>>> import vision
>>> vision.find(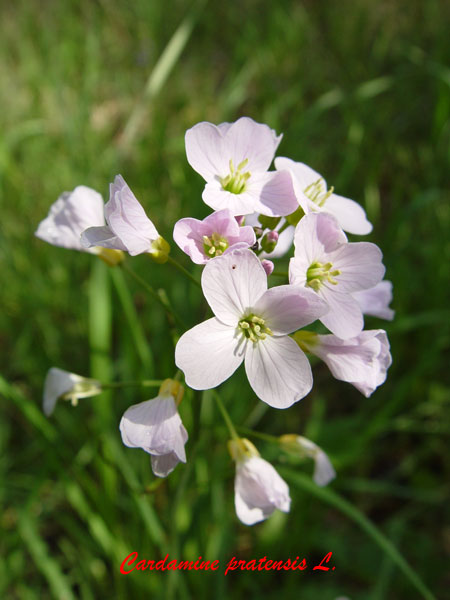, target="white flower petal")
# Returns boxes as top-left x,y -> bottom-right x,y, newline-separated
245,336 -> 312,408
119,396 -> 186,456
293,212 -> 347,266
353,281 -> 395,320
311,329 -> 392,396
202,182 -> 262,216
247,171 -> 298,217
106,175 -> 159,255
235,456 -> 291,525
151,452 -> 183,478
222,117 -> 282,174
175,318 -> 245,389
253,285 -> 328,335
35,186 -> 105,252
319,288 -> 364,339
330,242 -> 385,292
185,121 -> 230,181
325,194 -> 373,235
313,450 -> 336,487
201,249 -> 267,324
81,225 -> 127,251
